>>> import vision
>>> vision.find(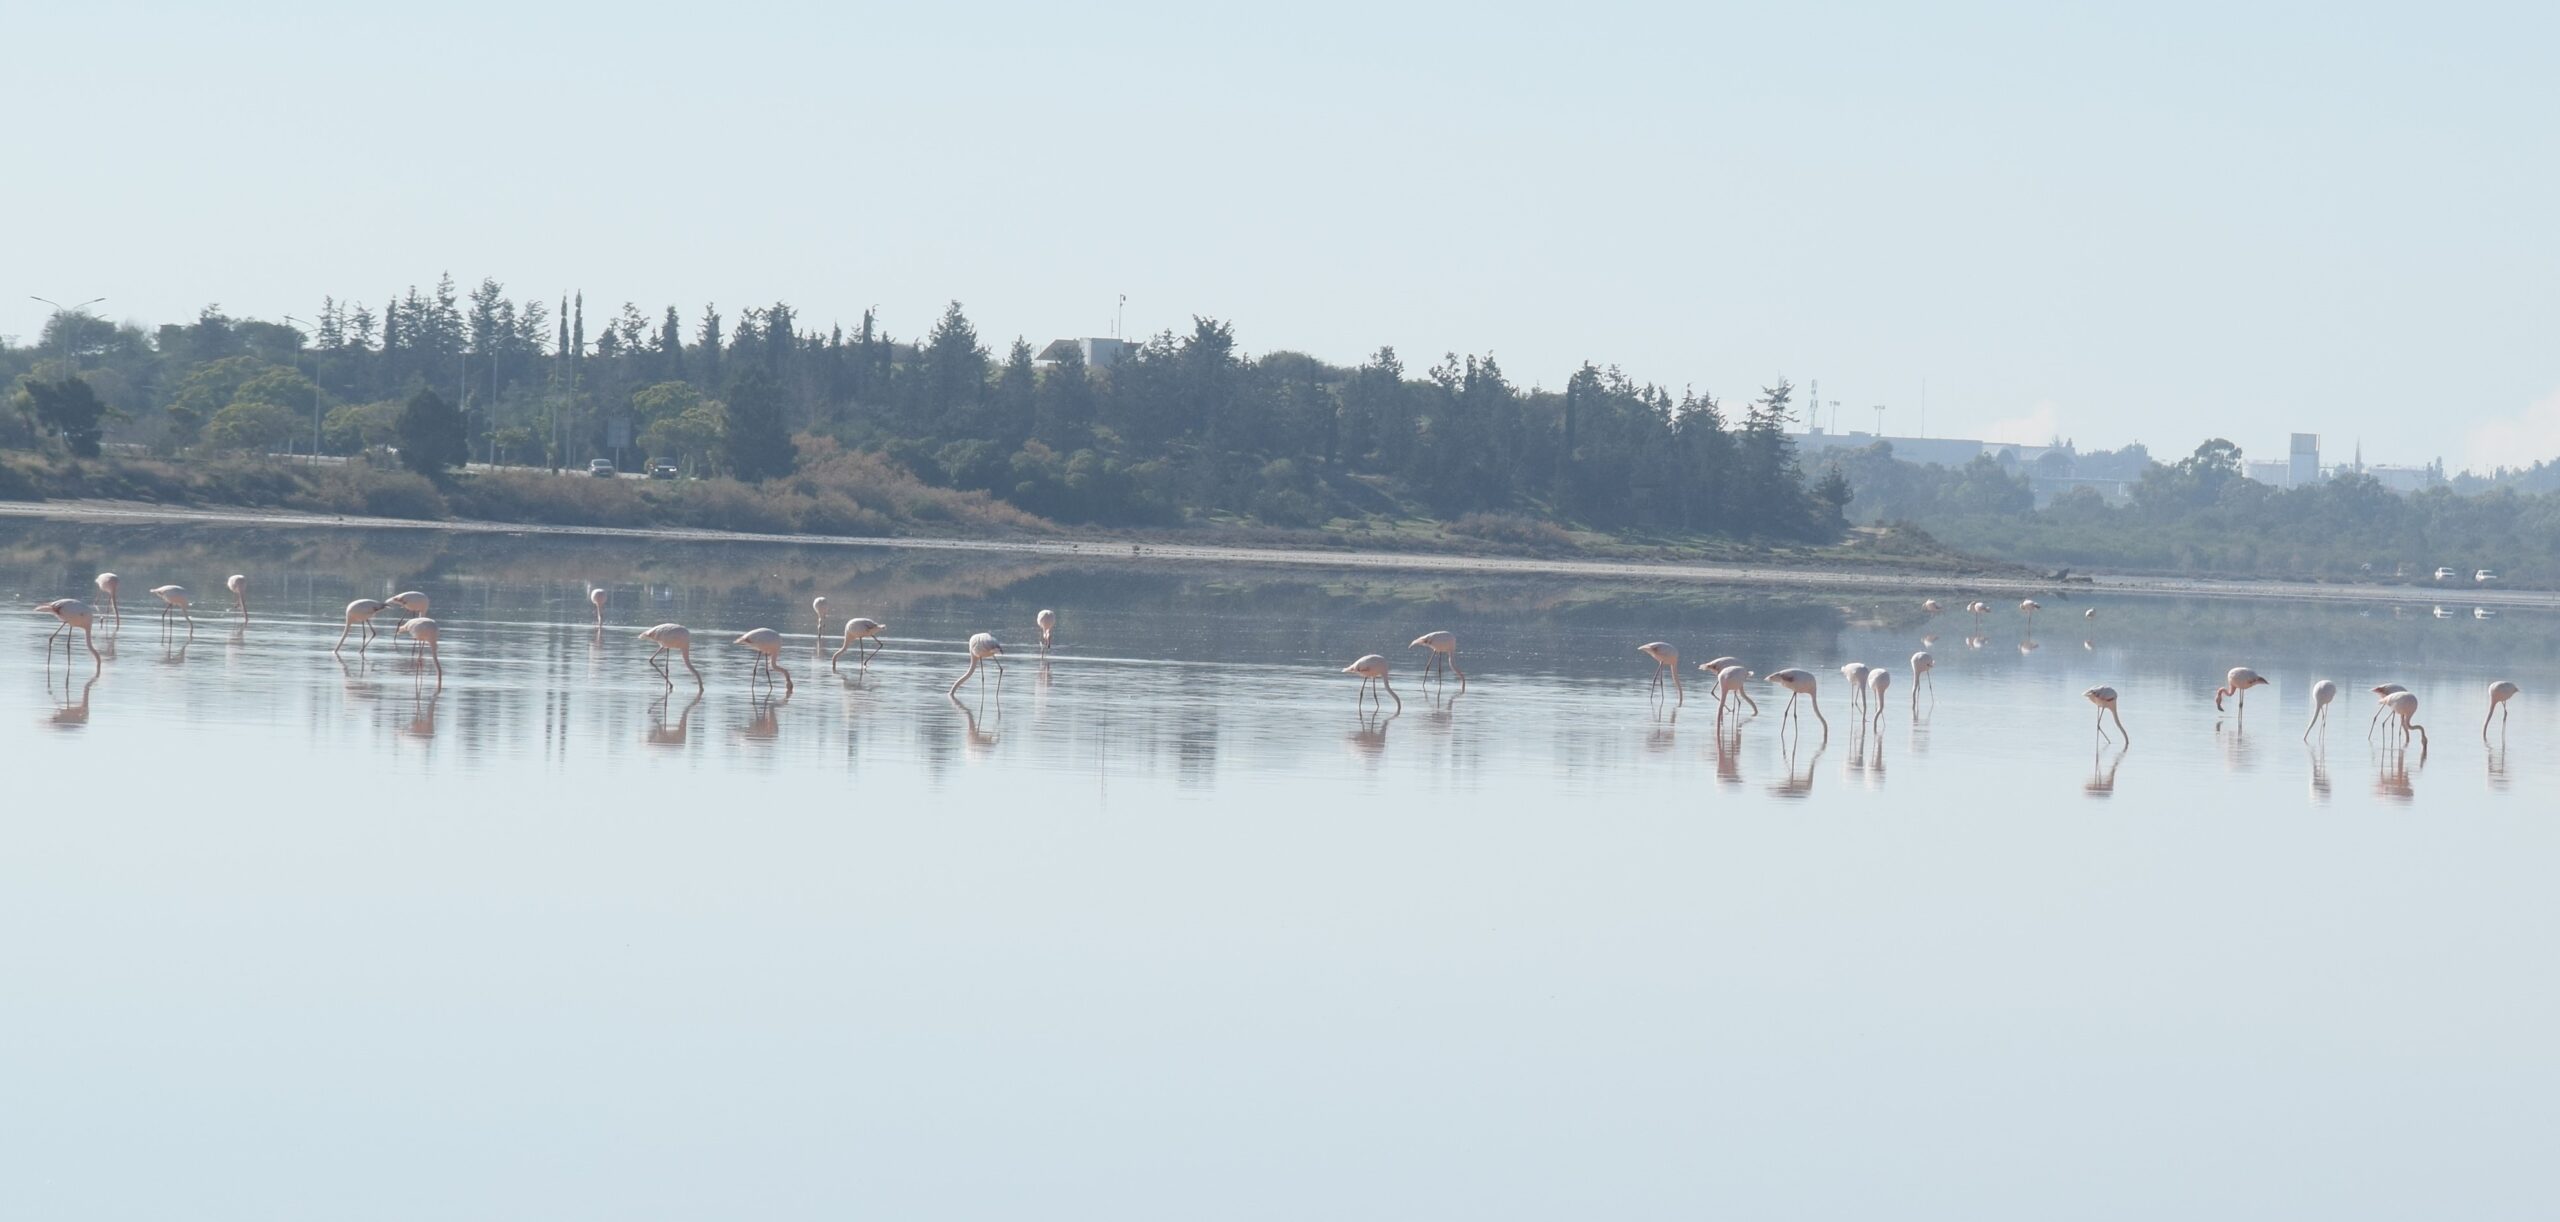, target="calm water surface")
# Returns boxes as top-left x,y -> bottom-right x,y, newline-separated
4,521 -> 2557,1220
